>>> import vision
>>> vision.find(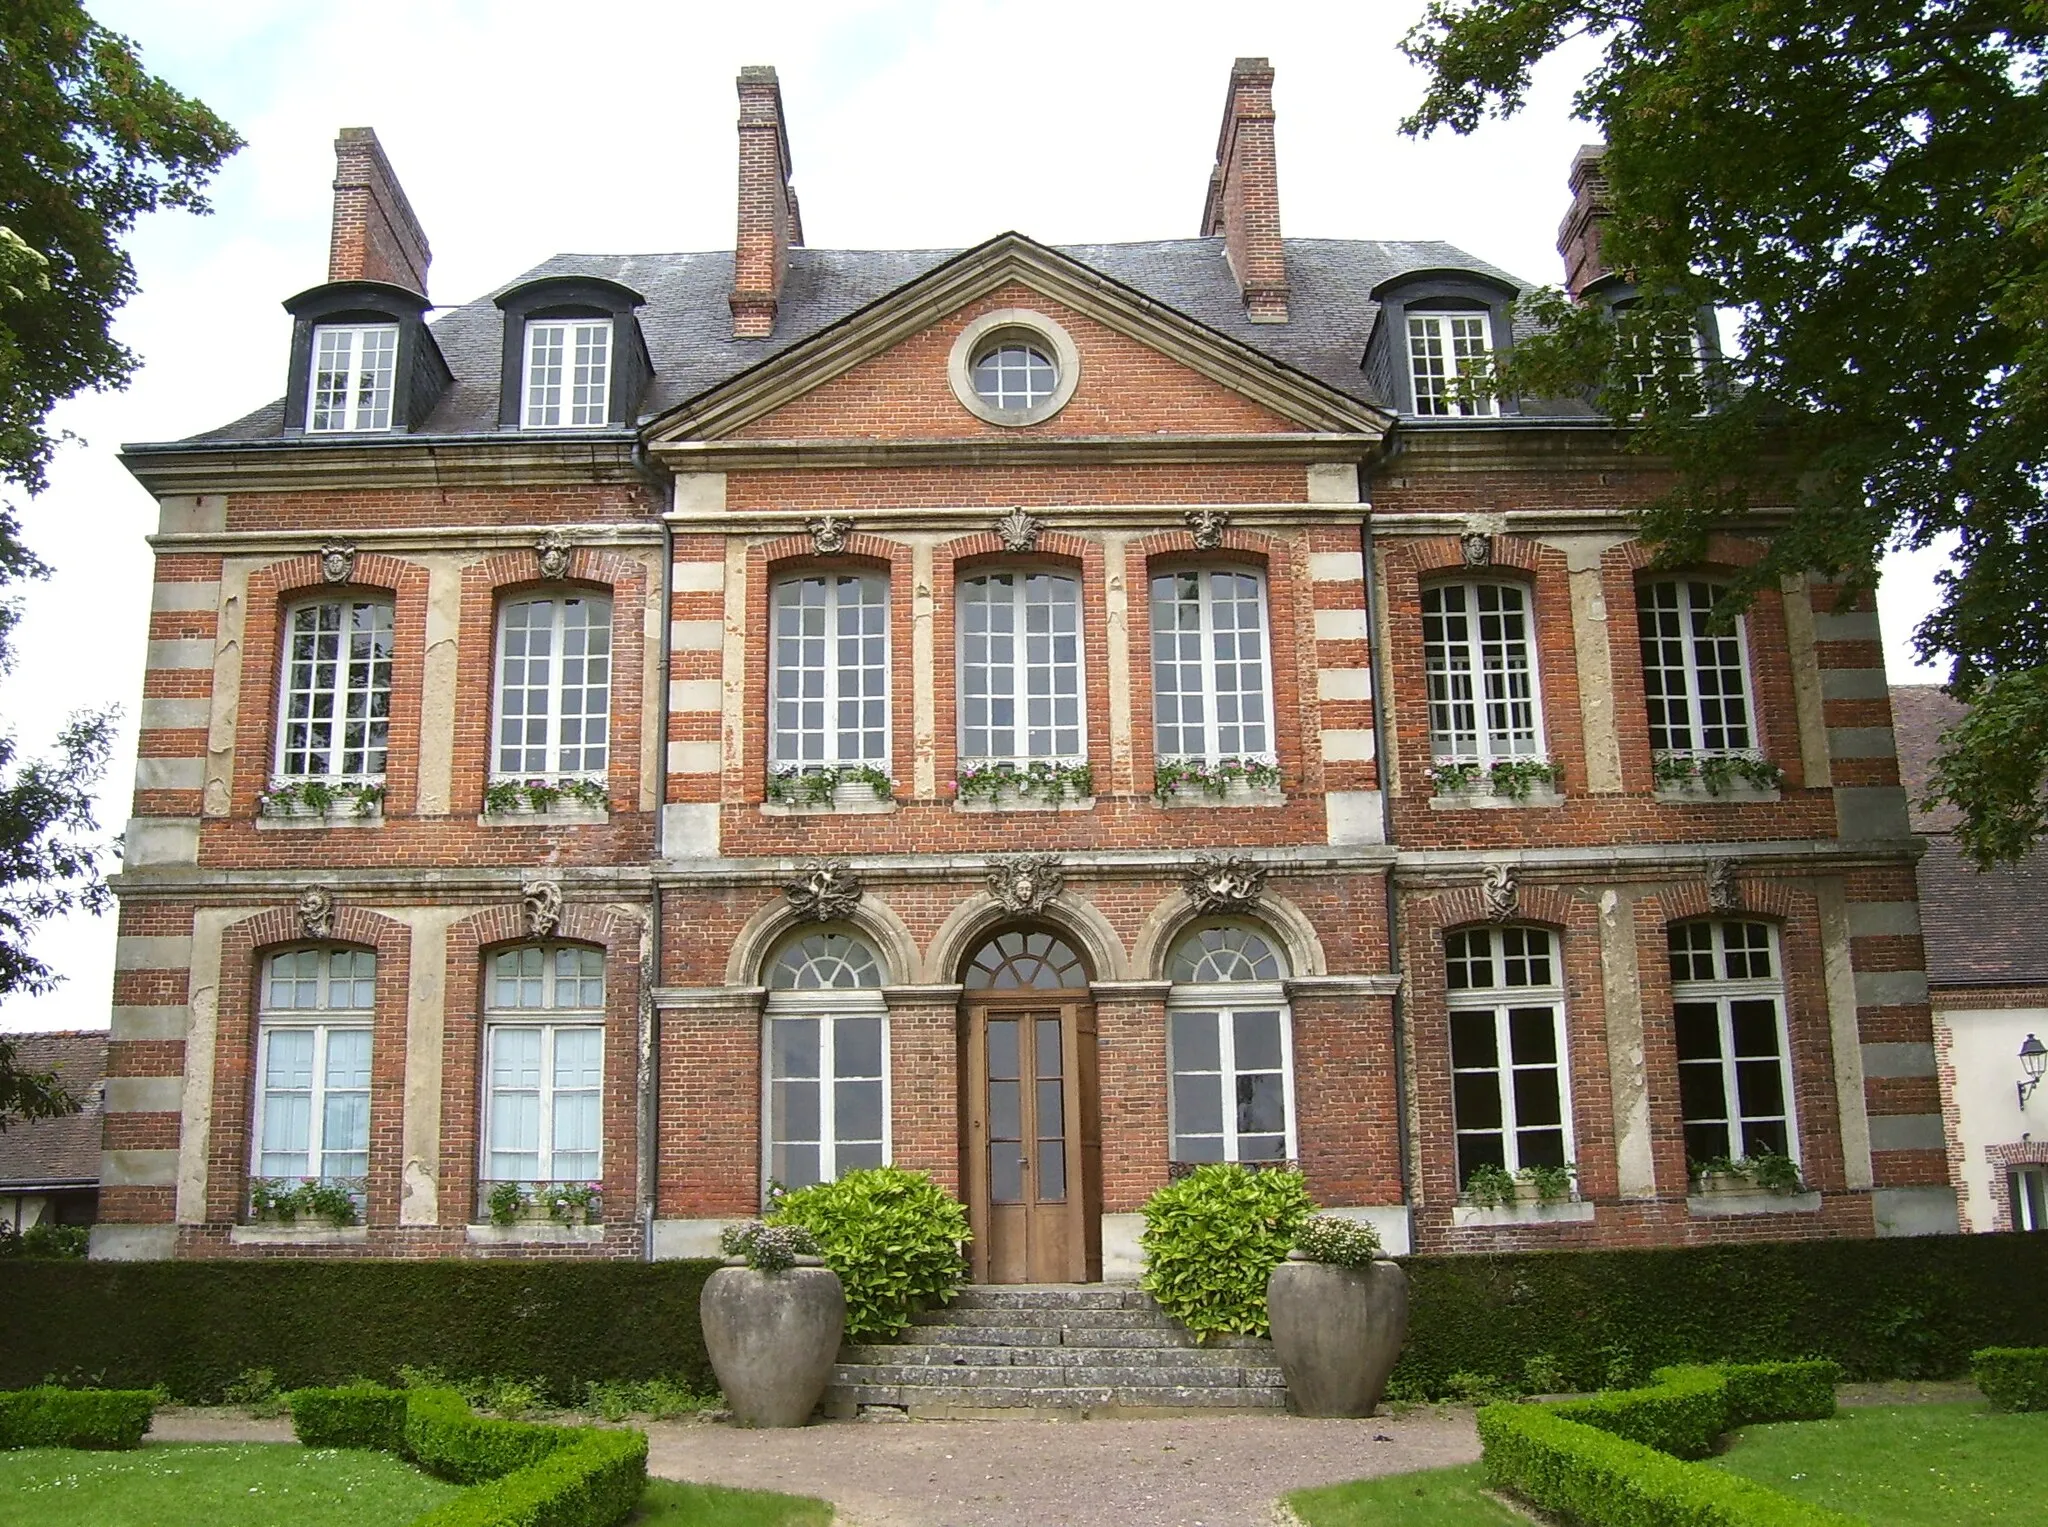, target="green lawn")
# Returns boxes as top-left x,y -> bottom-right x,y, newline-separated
1287,1463 -> 1526,1526
0,1443 -> 460,1526
1711,1402 -> 2046,1525
630,1477 -> 833,1526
